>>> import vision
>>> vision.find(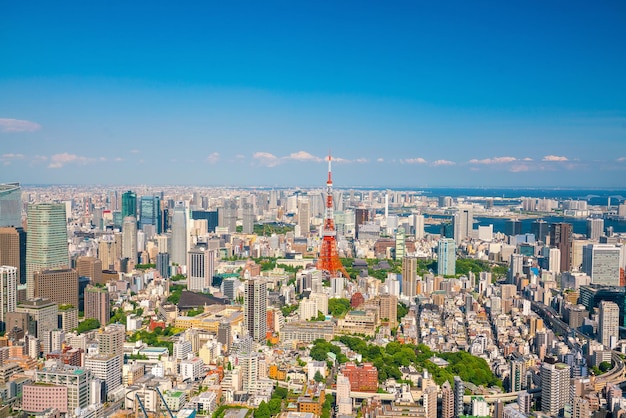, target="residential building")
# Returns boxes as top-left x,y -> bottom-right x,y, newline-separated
244,278 -> 267,342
